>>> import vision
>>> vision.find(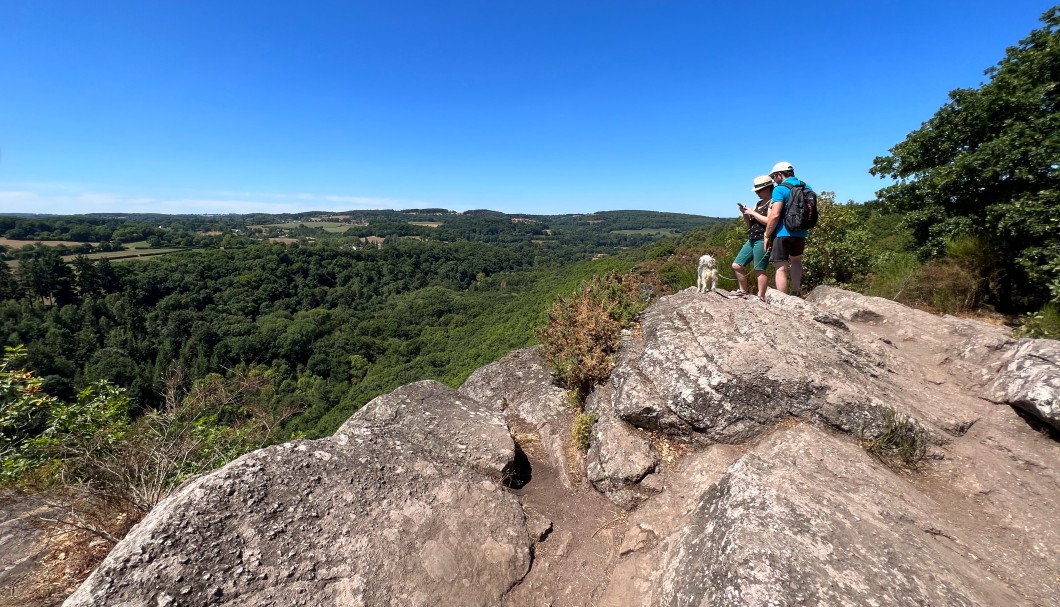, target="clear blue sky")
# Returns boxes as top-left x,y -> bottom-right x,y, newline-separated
0,1 -> 1054,218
